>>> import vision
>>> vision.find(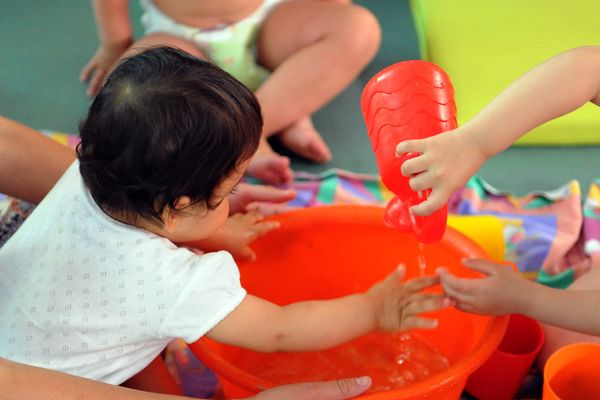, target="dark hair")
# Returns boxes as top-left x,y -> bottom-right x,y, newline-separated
77,47 -> 262,225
